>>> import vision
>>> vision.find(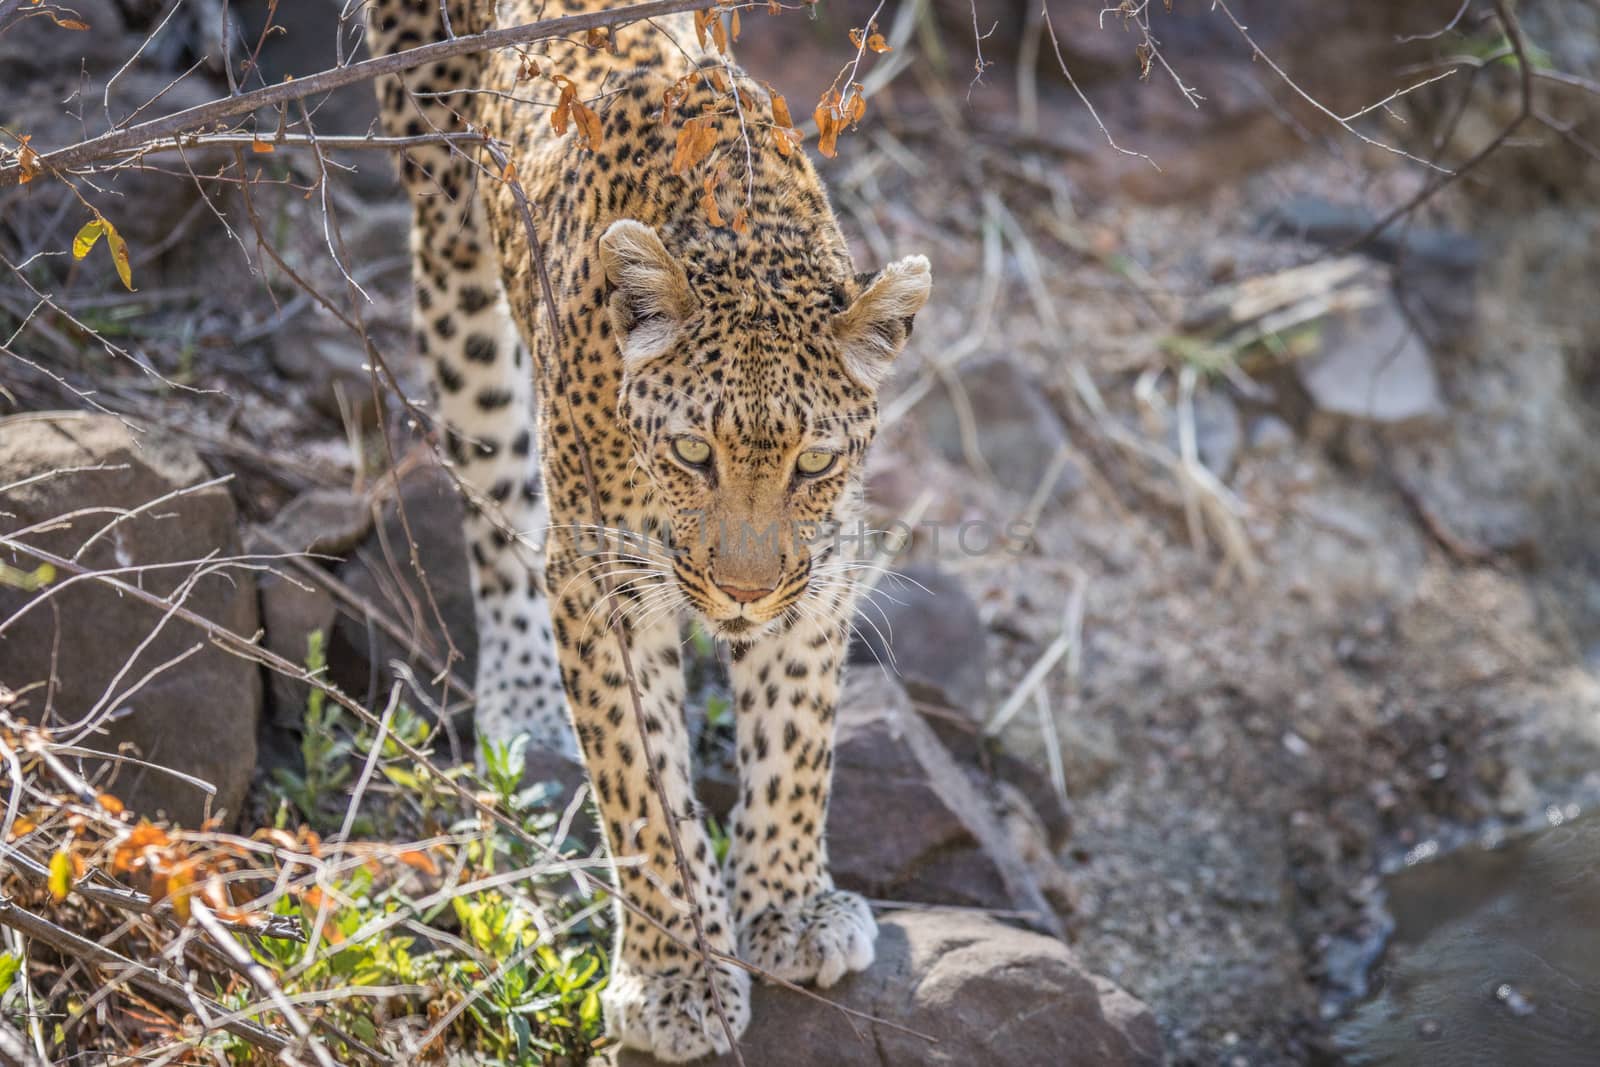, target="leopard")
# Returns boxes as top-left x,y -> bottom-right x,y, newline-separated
360,0 -> 930,1059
